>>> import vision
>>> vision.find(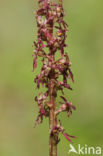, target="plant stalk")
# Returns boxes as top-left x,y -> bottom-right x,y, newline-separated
49,87 -> 57,156
48,6 -> 57,155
